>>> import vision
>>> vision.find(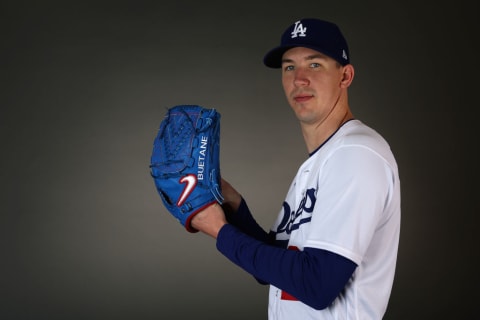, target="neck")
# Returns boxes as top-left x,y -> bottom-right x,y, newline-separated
302,107 -> 354,154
